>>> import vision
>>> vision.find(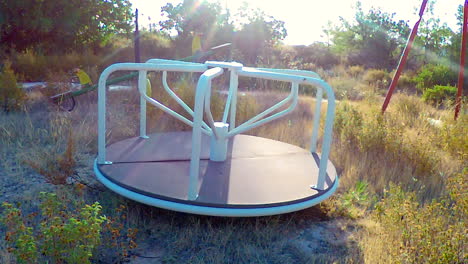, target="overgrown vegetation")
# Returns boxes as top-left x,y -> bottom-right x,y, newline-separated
0,61 -> 25,113
1,192 -> 106,263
